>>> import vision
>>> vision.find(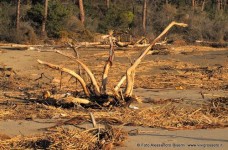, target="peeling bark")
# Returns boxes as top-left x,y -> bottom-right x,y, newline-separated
101,33 -> 115,94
